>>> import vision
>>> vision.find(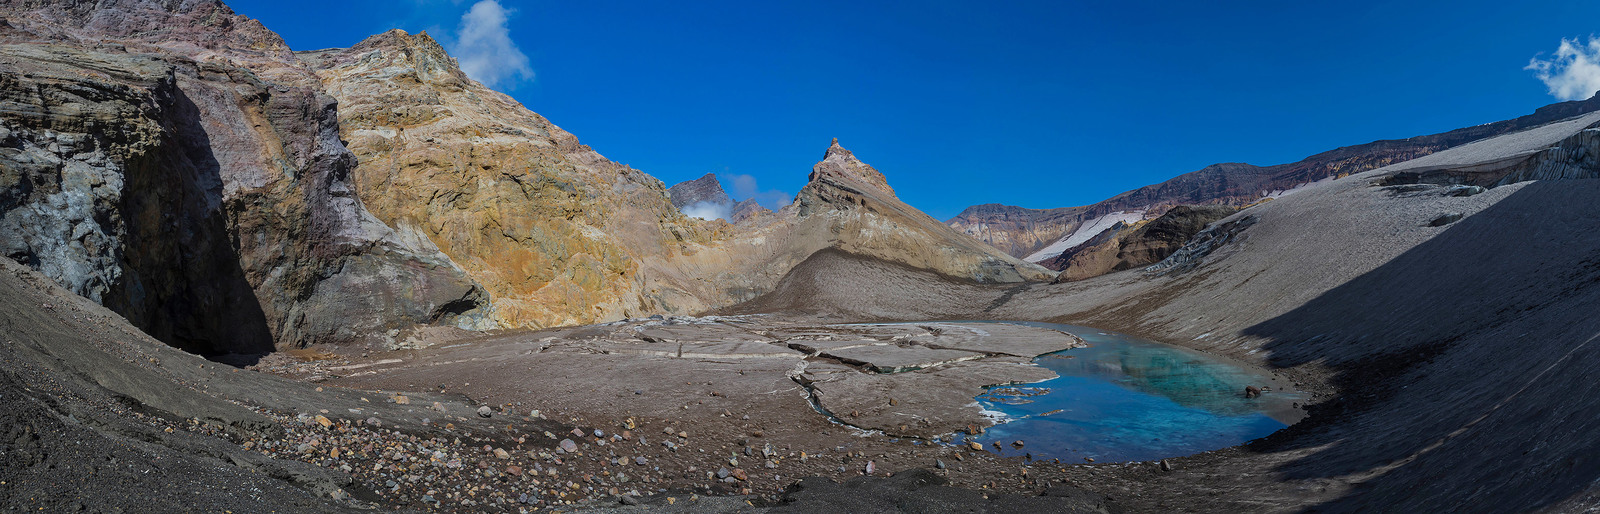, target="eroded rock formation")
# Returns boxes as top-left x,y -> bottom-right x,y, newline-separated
302,30 -> 731,329
1049,205 -> 1236,281
0,1 -> 487,352
667,173 -> 734,210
